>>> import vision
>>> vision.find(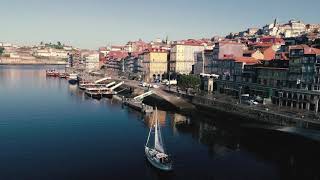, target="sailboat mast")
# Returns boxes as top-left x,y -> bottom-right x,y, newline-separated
154,108 -> 158,149
145,111 -> 154,147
